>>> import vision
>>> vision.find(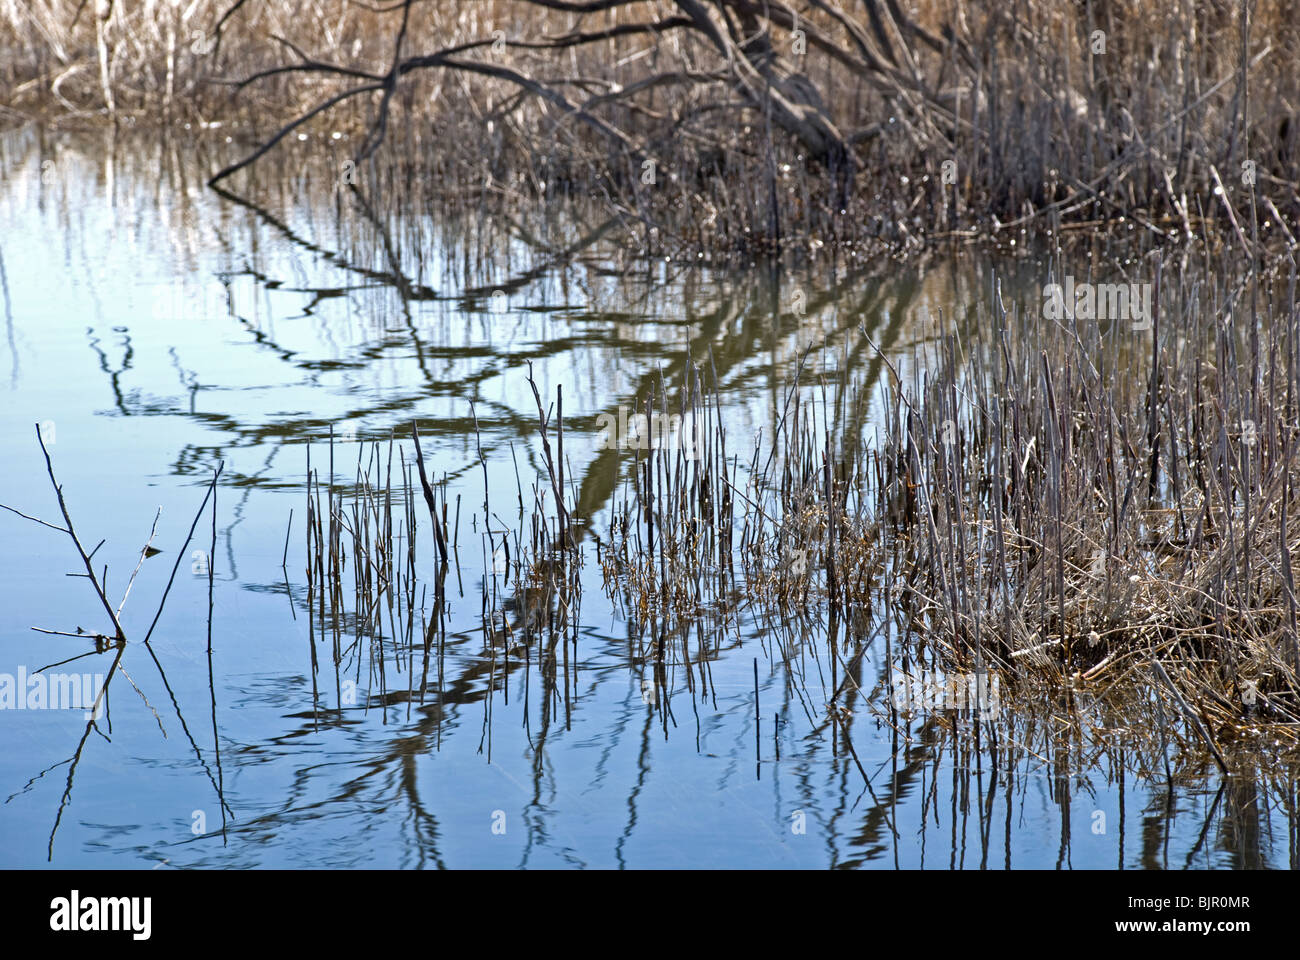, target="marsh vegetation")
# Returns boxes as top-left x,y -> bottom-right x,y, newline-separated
1,3 -> 1299,868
